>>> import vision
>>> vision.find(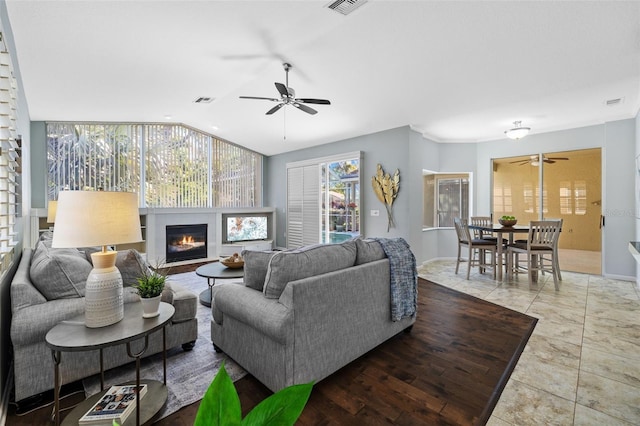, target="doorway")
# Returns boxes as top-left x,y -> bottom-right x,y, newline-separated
492,148 -> 602,275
